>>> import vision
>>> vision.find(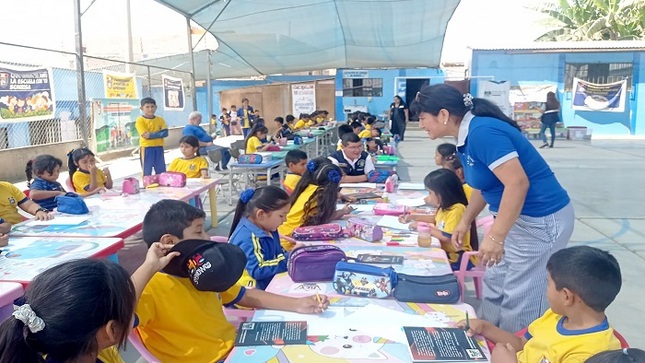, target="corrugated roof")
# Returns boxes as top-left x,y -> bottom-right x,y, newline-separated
469,41 -> 645,52
151,0 -> 461,78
